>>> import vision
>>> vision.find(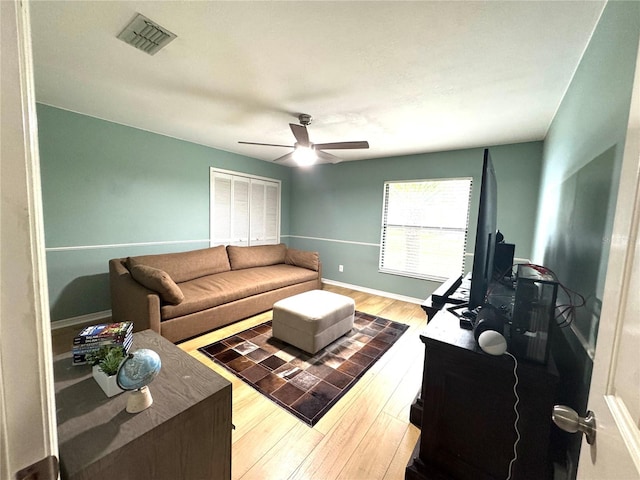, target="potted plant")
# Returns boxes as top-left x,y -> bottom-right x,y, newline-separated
88,346 -> 126,397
